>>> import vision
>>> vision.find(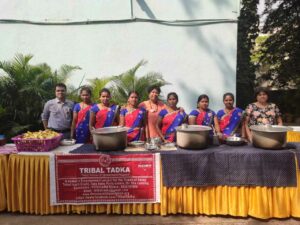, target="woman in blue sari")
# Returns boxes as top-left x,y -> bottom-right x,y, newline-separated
216,93 -> 244,138
156,92 -> 187,142
89,88 -> 119,130
70,87 -> 94,143
188,94 -> 221,134
119,91 -> 146,142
